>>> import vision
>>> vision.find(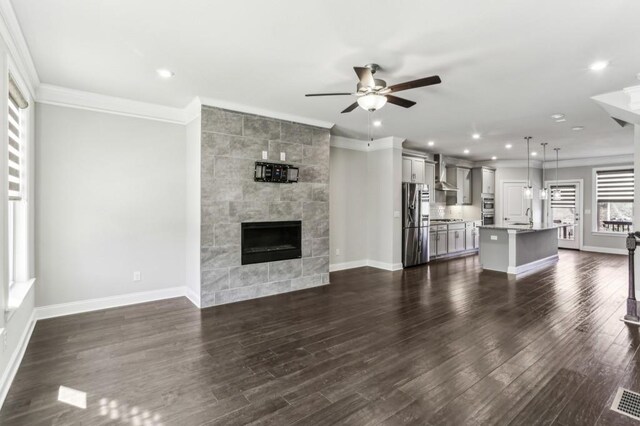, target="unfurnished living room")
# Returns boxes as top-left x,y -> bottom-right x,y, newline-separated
2,1 -> 640,425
